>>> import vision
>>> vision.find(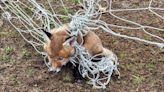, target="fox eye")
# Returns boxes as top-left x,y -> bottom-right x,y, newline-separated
58,57 -> 64,60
